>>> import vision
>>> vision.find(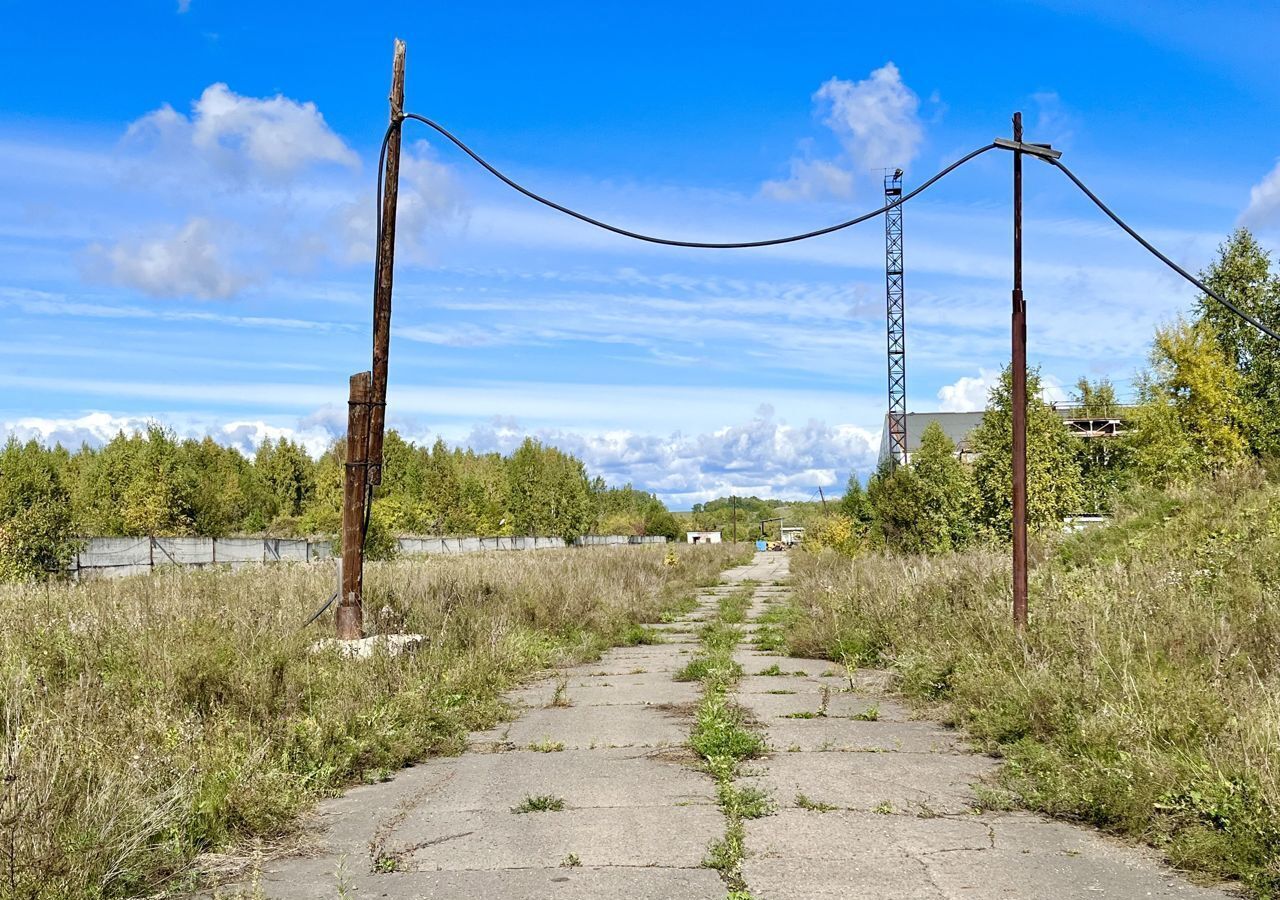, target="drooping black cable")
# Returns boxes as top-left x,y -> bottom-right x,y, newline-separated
1047,157 -> 1280,343
400,112 -> 999,248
